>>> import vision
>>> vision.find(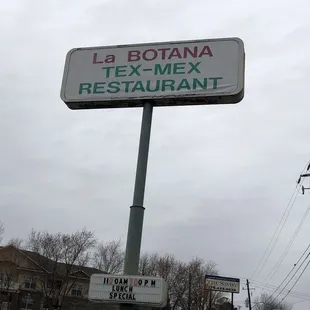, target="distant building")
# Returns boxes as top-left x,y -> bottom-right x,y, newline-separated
0,245 -> 113,310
